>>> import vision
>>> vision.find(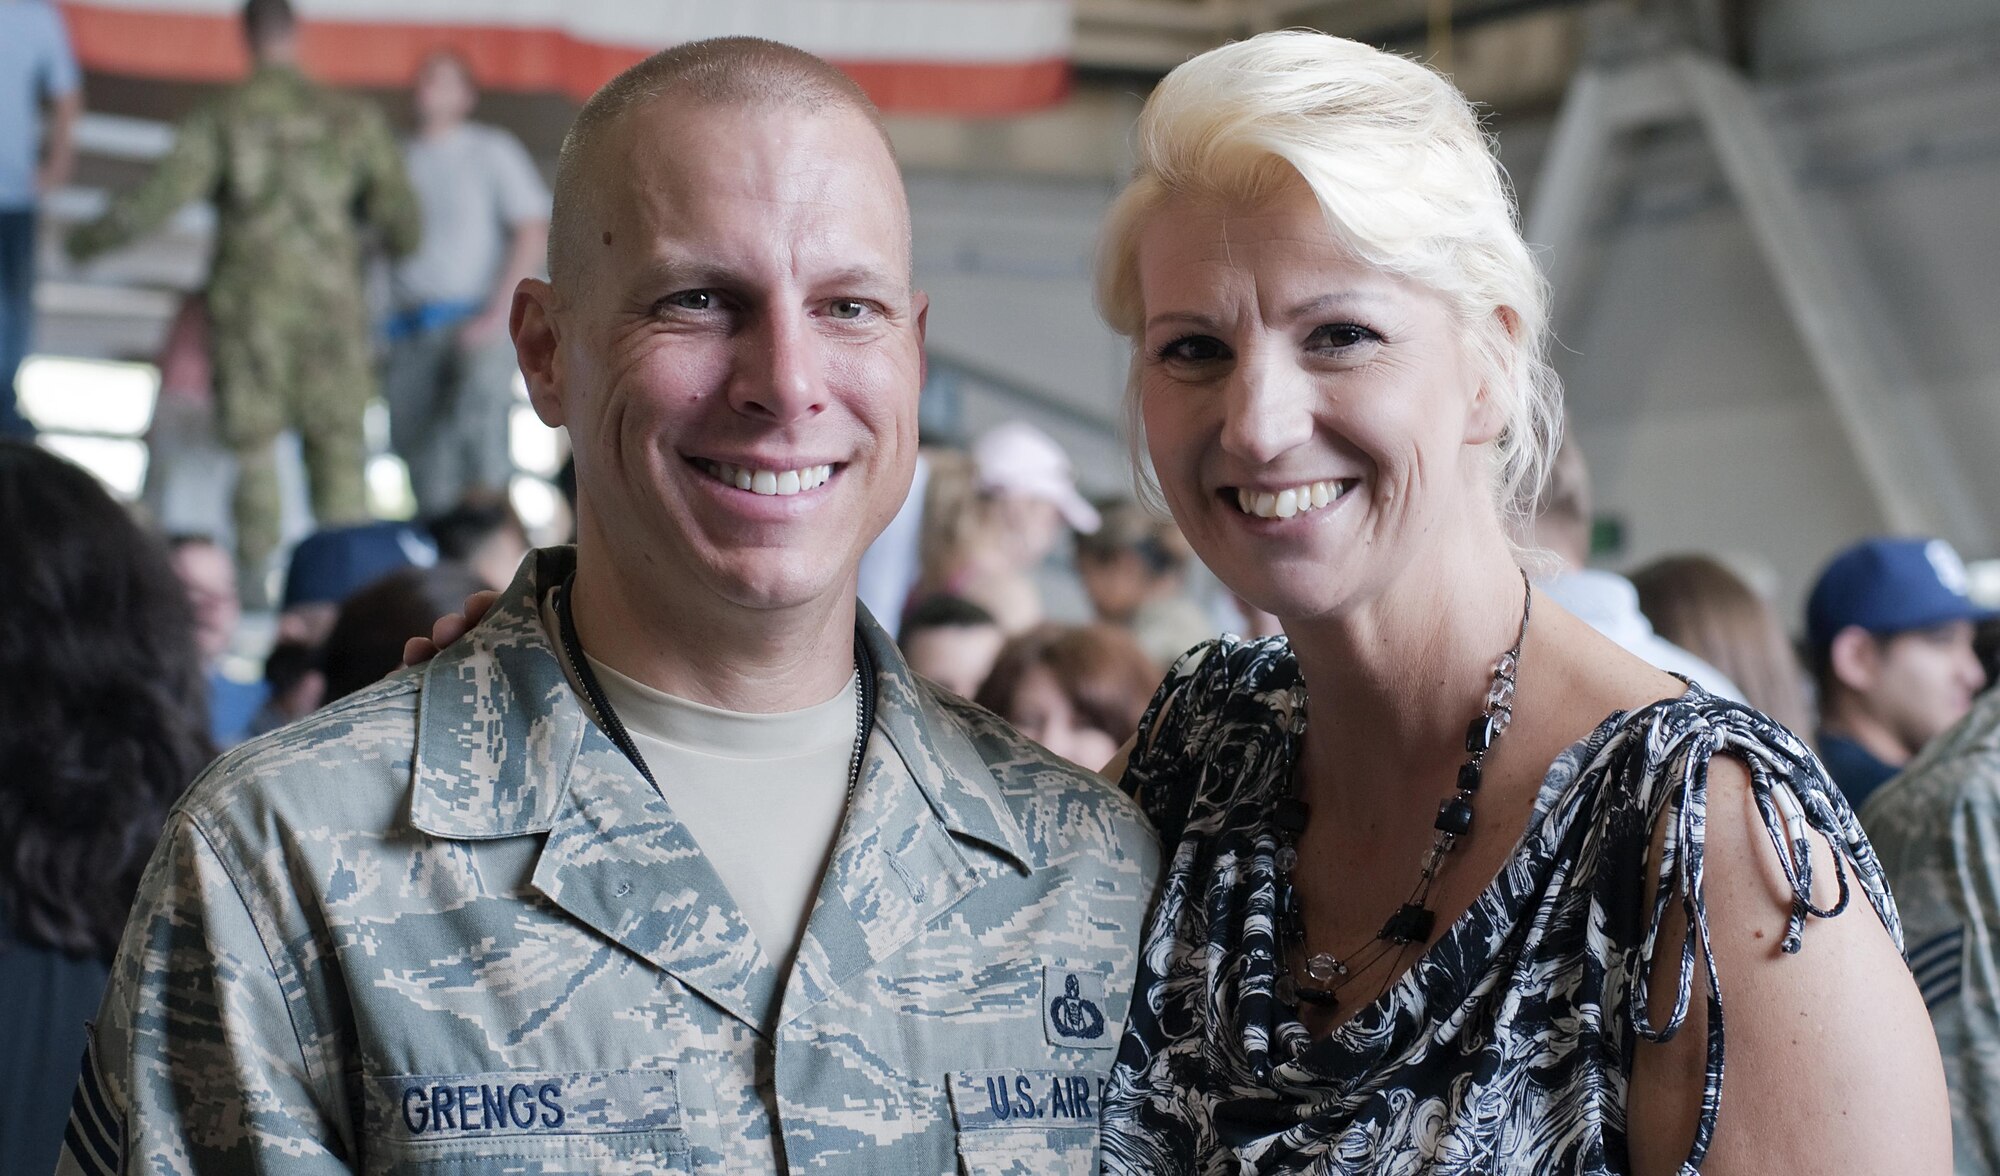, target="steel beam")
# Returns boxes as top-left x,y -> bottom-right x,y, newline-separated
1523,65 -> 1615,323
1673,51 -> 1989,546
1529,43 -> 1988,547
